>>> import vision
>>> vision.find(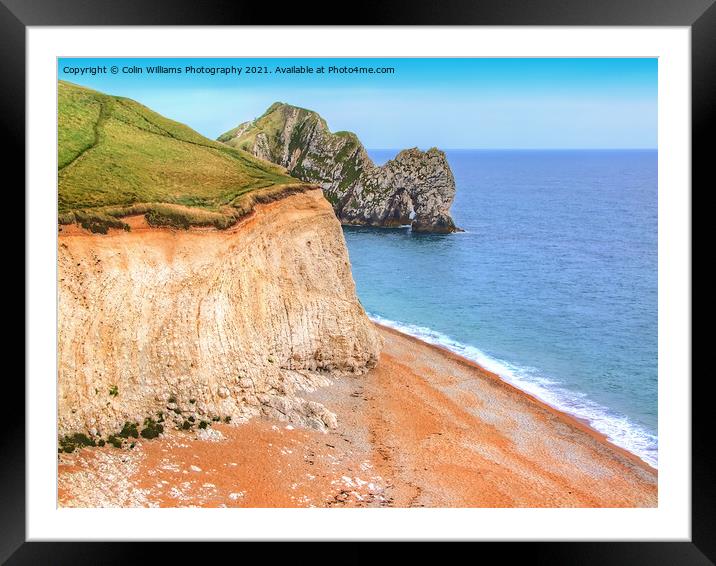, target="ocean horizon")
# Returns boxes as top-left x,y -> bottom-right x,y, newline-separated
344,148 -> 658,467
